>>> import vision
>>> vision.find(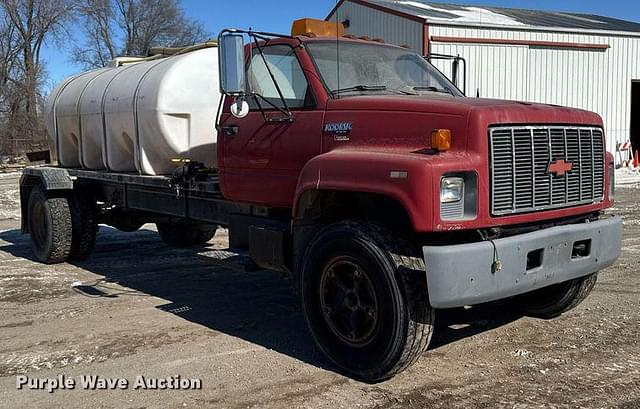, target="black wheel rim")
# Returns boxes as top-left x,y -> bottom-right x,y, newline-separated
319,257 -> 380,347
30,200 -> 48,250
